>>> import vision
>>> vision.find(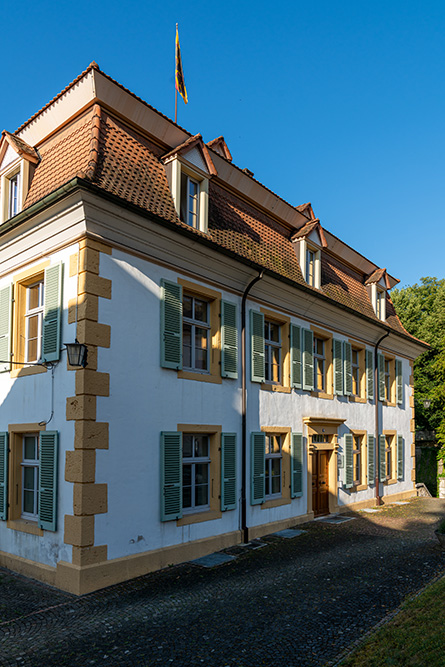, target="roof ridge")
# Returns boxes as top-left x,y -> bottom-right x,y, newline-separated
85,104 -> 101,181
14,62 -> 100,136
